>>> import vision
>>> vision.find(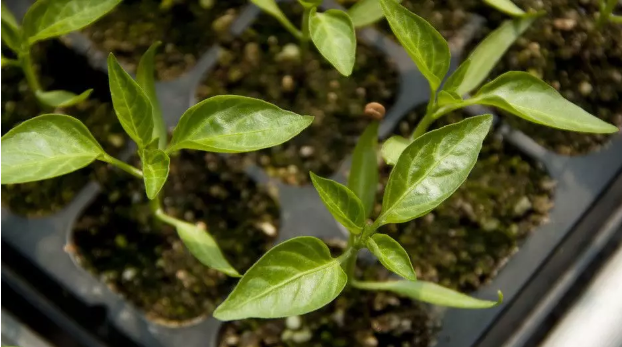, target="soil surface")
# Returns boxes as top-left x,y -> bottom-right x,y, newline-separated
218,240 -> 439,347
196,2 -> 399,186
469,0 -> 622,155
82,0 -> 247,81
1,41 -> 125,217
71,151 -> 280,324
373,109 -> 555,291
